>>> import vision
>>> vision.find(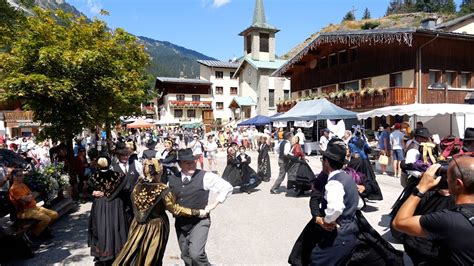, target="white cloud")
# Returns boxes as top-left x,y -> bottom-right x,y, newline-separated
86,0 -> 102,15
211,0 -> 230,8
